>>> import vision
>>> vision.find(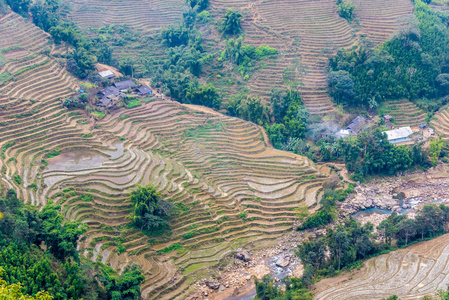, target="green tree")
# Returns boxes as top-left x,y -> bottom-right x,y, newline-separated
98,265 -> 145,300
430,136 -> 444,167
222,9 -> 242,35
236,96 -> 269,124
265,123 -> 286,149
254,275 -> 283,300
187,0 -> 209,11
128,185 -> 173,232
38,203 -> 87,262
337,0 -> 356,22
327,70 -> 354,105
161,24 -> 190,47
185,83 -> 221,109
301,264 -> 315,287
6,0 -> 31,16
397,219 -> 416,245
329,229 -> 351,270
